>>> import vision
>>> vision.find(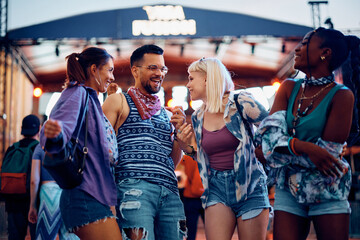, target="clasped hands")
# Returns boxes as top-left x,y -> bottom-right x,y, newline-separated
167,106 -> 196,154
